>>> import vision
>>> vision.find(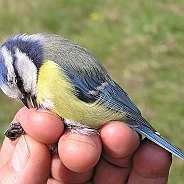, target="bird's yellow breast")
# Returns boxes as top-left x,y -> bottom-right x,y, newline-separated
37,60 -> 124,128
